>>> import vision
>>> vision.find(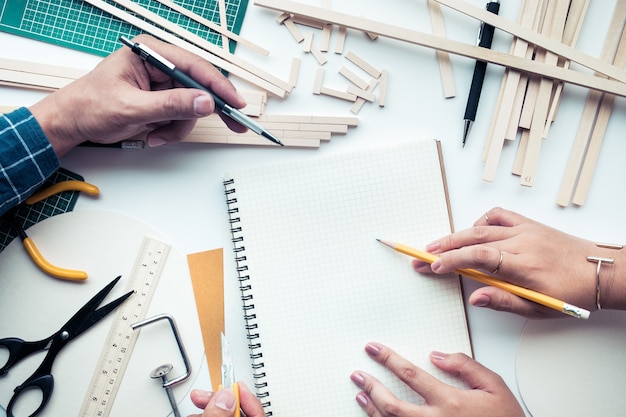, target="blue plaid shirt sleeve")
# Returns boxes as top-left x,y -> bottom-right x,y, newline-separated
0,107 -> 60,216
